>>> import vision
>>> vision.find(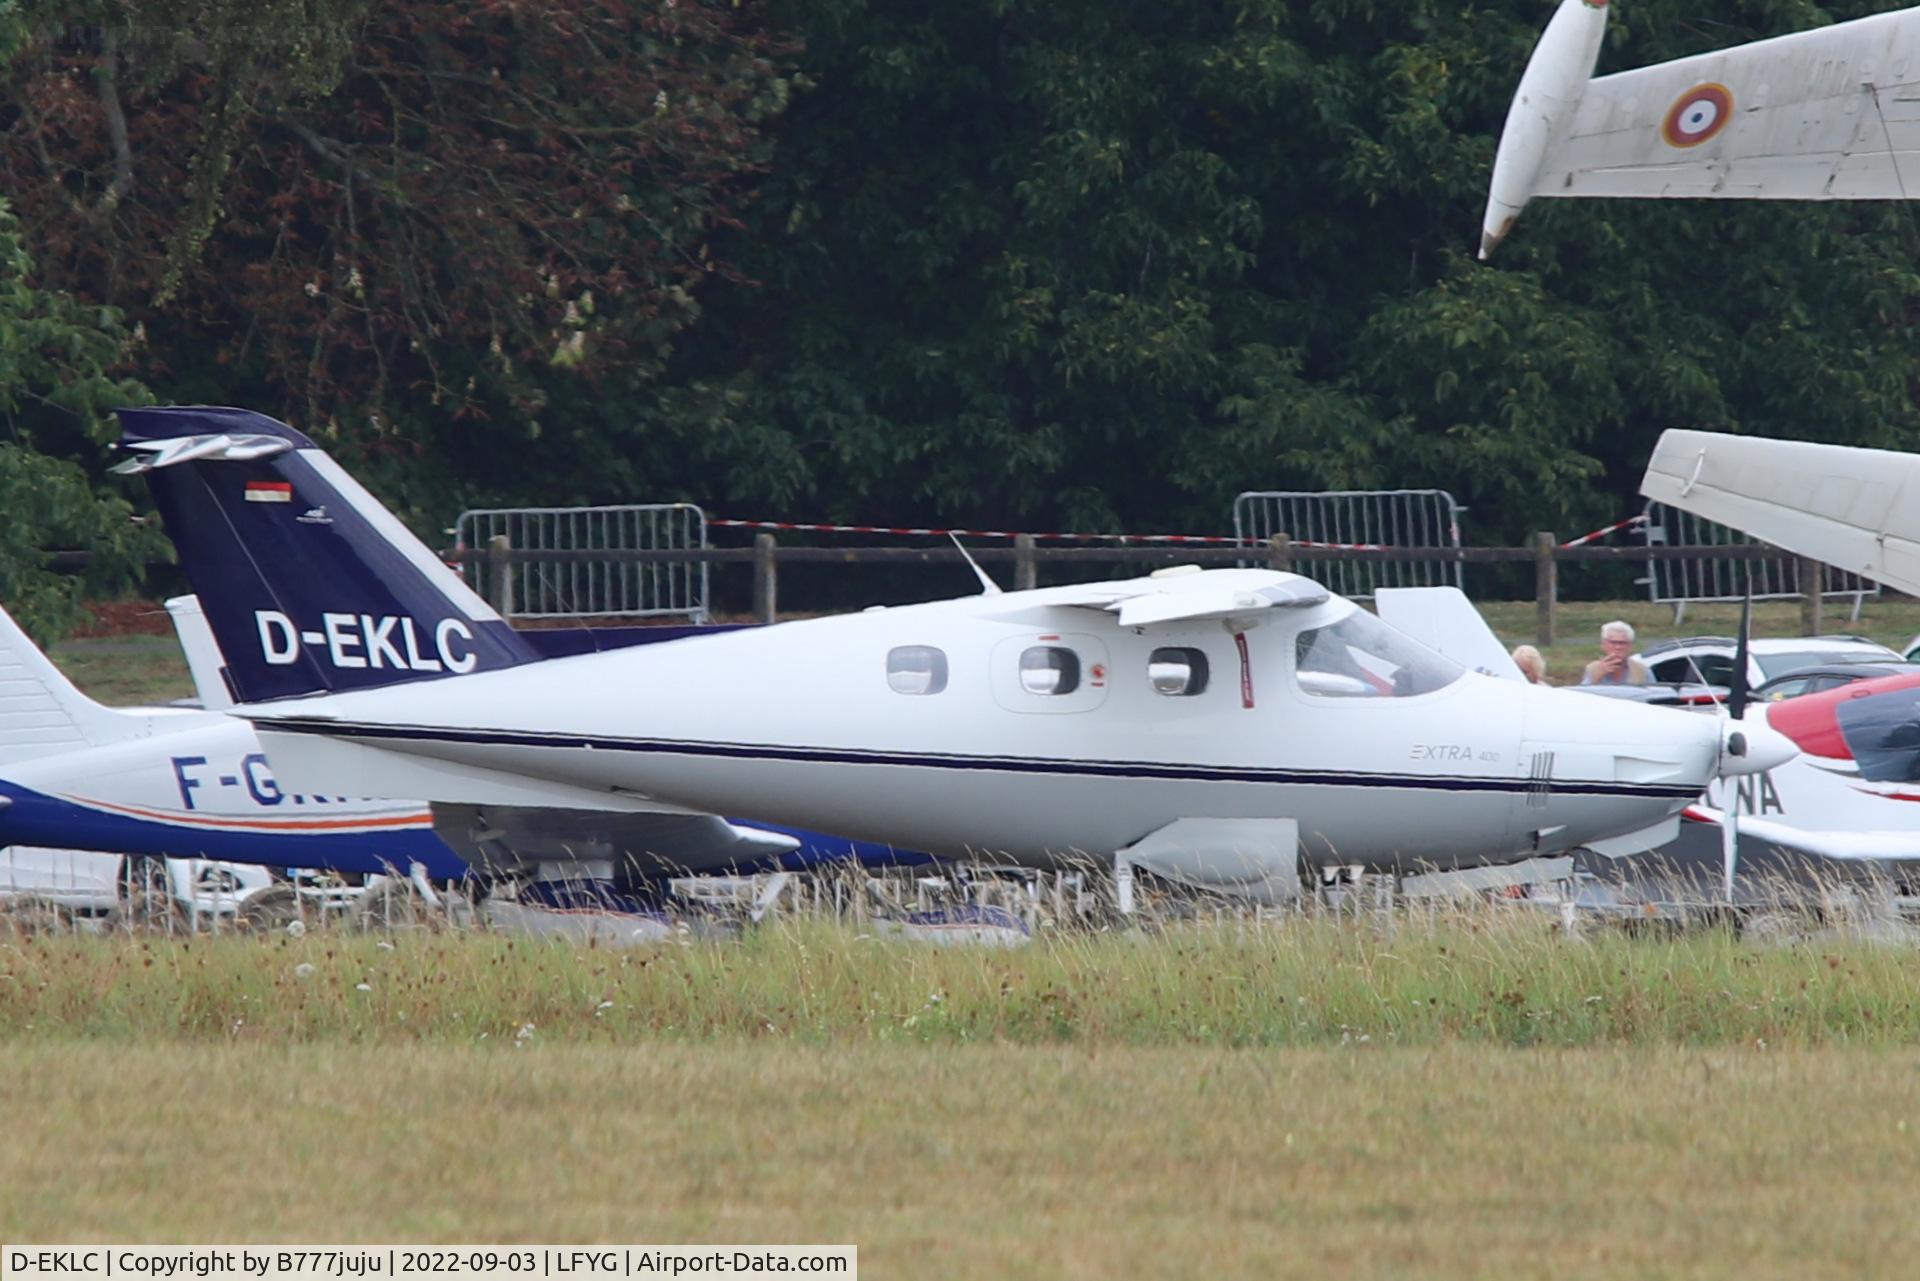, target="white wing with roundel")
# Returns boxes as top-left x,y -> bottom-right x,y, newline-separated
1483,3 -> 1920,257
1542,7 -> 1920,202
